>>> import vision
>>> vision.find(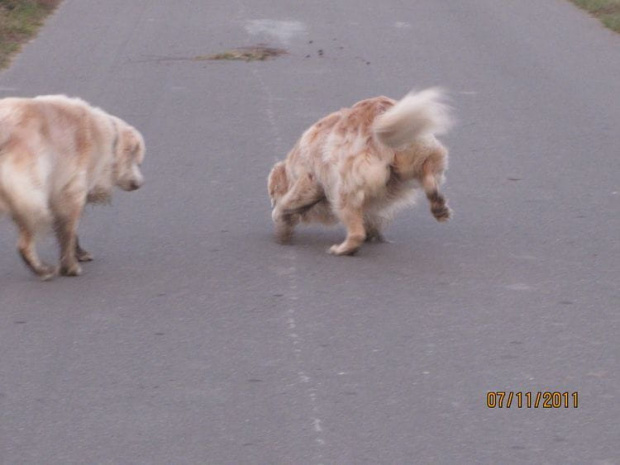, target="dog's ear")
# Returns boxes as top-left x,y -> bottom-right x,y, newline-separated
268,162 -> 288,205
118,126 -> 144,160
111,116 -> 144,162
